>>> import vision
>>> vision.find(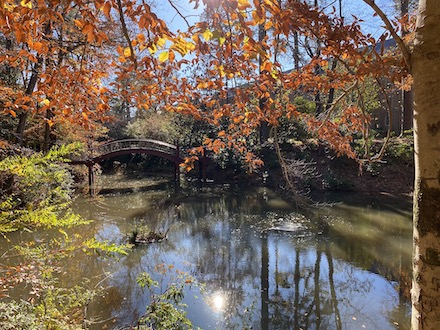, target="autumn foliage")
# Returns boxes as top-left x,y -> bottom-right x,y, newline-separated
0,0 -> 411,168
0,1 -> 420,327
